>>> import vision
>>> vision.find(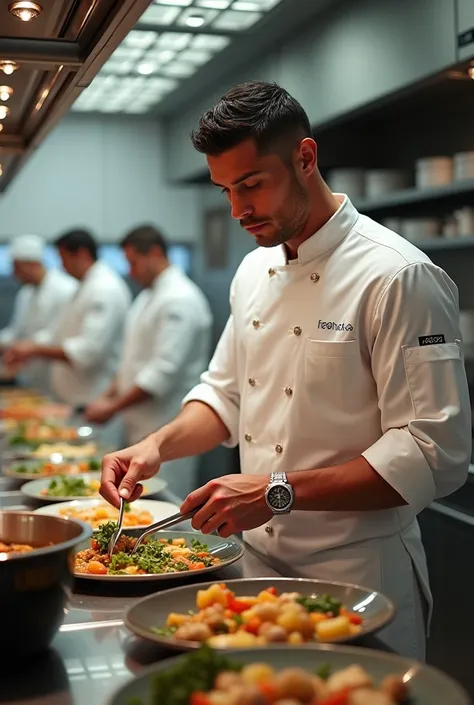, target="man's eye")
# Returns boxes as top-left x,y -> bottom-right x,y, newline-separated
244,182 -> 260,190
